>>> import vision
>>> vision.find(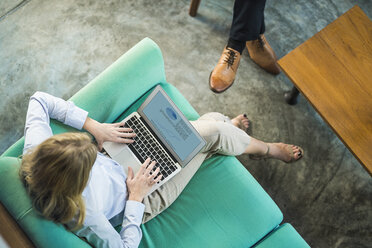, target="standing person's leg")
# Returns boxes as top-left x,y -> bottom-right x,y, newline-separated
229,0 -> 266,44
209,0 -> 267,93
231,0 -> 280,75
209,0 -> 280,94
